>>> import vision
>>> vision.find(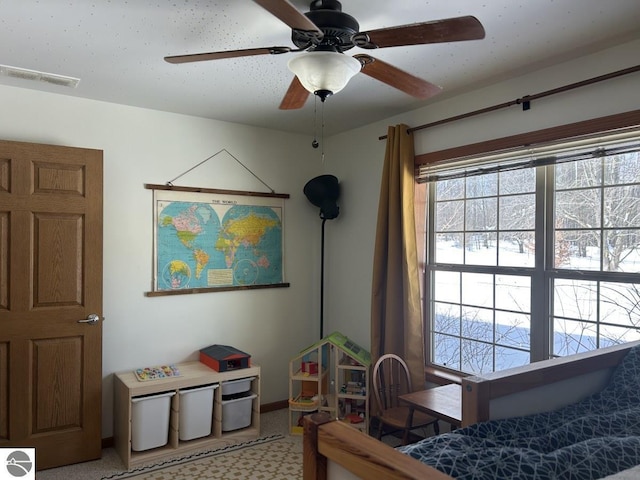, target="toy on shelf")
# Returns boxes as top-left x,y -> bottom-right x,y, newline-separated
133,364 -> 181,382
199,344 -> 251,372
